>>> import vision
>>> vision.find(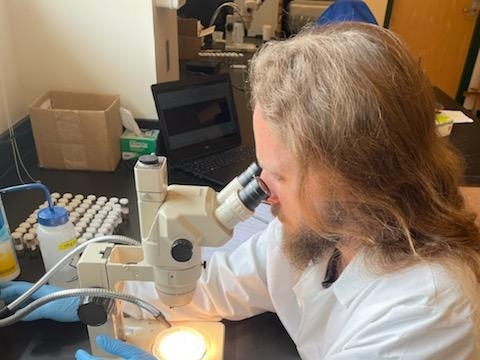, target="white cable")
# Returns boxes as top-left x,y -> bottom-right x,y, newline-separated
0,288 -> 170,328
7,235 -> 140,312
0,76 -> 37,183
209,1 -> 244,27
12,136 -> 37,183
